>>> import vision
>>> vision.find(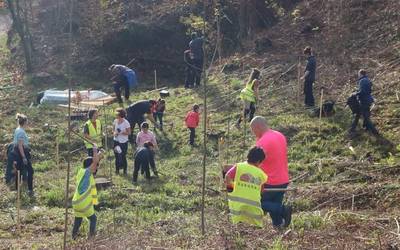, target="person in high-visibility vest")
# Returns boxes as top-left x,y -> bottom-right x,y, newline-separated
236,68 -> 261,127
83,109 -> 103,156
71,146 -> 103,240
225,146 -> 268,227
